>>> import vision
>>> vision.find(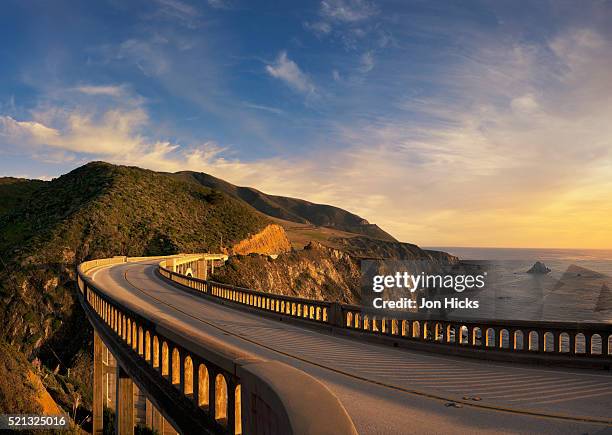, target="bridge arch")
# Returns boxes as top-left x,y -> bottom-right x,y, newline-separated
559,332 -> 570,353
446,324 -> 455,343
138,326 -> 144,355
152,336 -> 159,368
172,348 -> 181,386
235,385 -> 242,435
575,333 -> 586,354
372,316 -> 380,333
184,355 -> 194,395
198,364 -> 209,408
459,325 -> 468,344
528,331 -> 539,351
513,330 -> 524,350
145,330 -> 151,361
472,327 -> 482,346
132,321 -> 138,351
215,374 -> 228,425
499,329 -> 509,349
161,342 -> 169,376
591,334 -> 602,355
126,318 -> 131,345
544,332 -> 554,352
363,315 -> 370,331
